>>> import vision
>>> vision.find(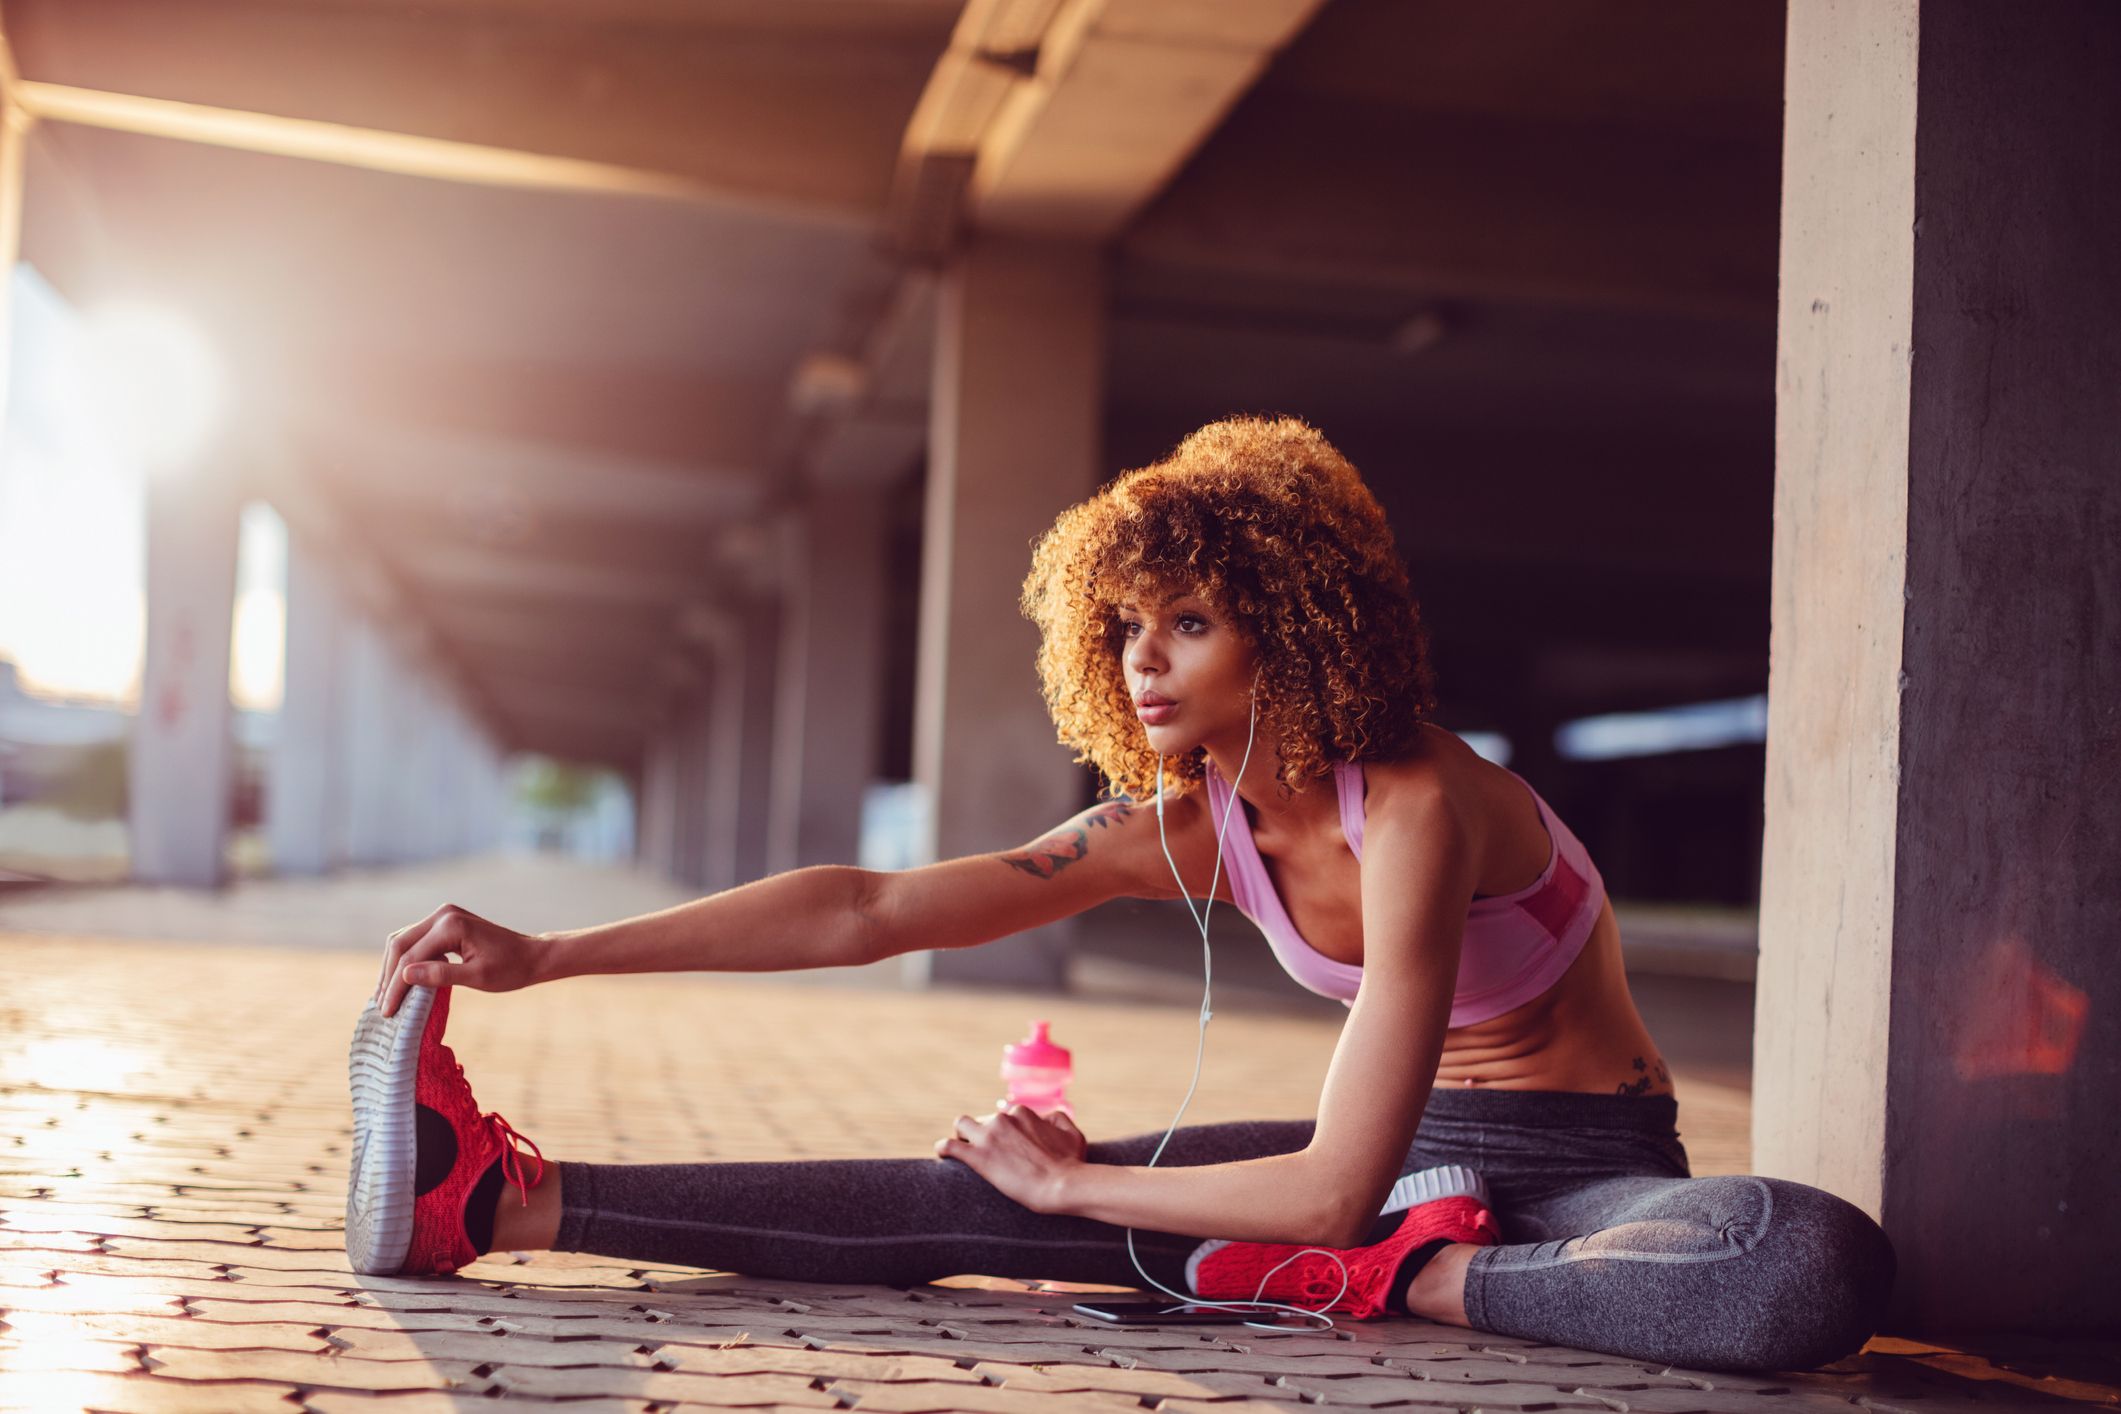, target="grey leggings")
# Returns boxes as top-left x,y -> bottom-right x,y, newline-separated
552,1087 -> 1895,1373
